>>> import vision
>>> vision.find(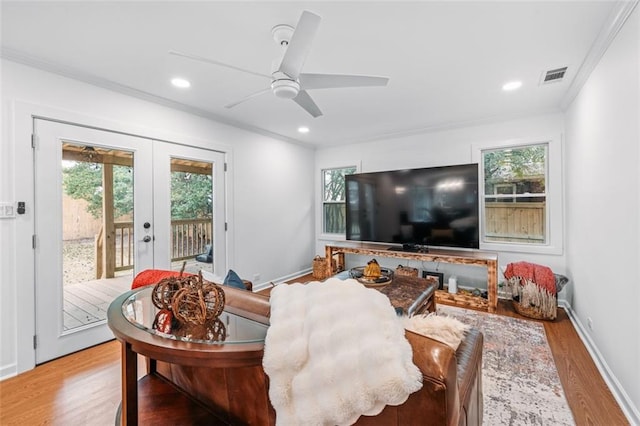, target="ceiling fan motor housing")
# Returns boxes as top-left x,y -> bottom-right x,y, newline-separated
271,24 -> 294,46
271,79 -> 300,99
